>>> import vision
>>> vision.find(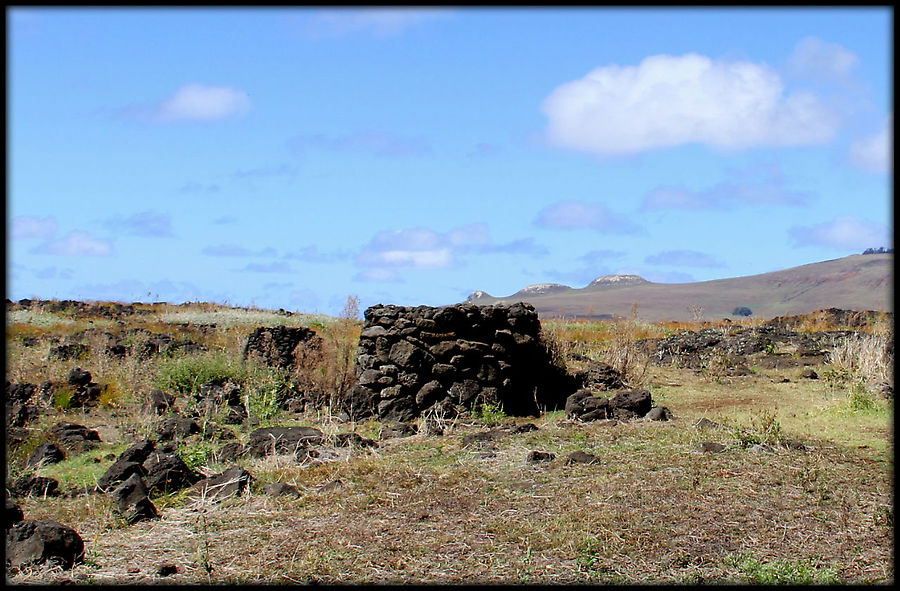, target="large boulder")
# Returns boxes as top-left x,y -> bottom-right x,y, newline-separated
25,442 -> 65,468
189,466 -> 252,502
6,519 -> 84,569
565,388 -> 654,421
